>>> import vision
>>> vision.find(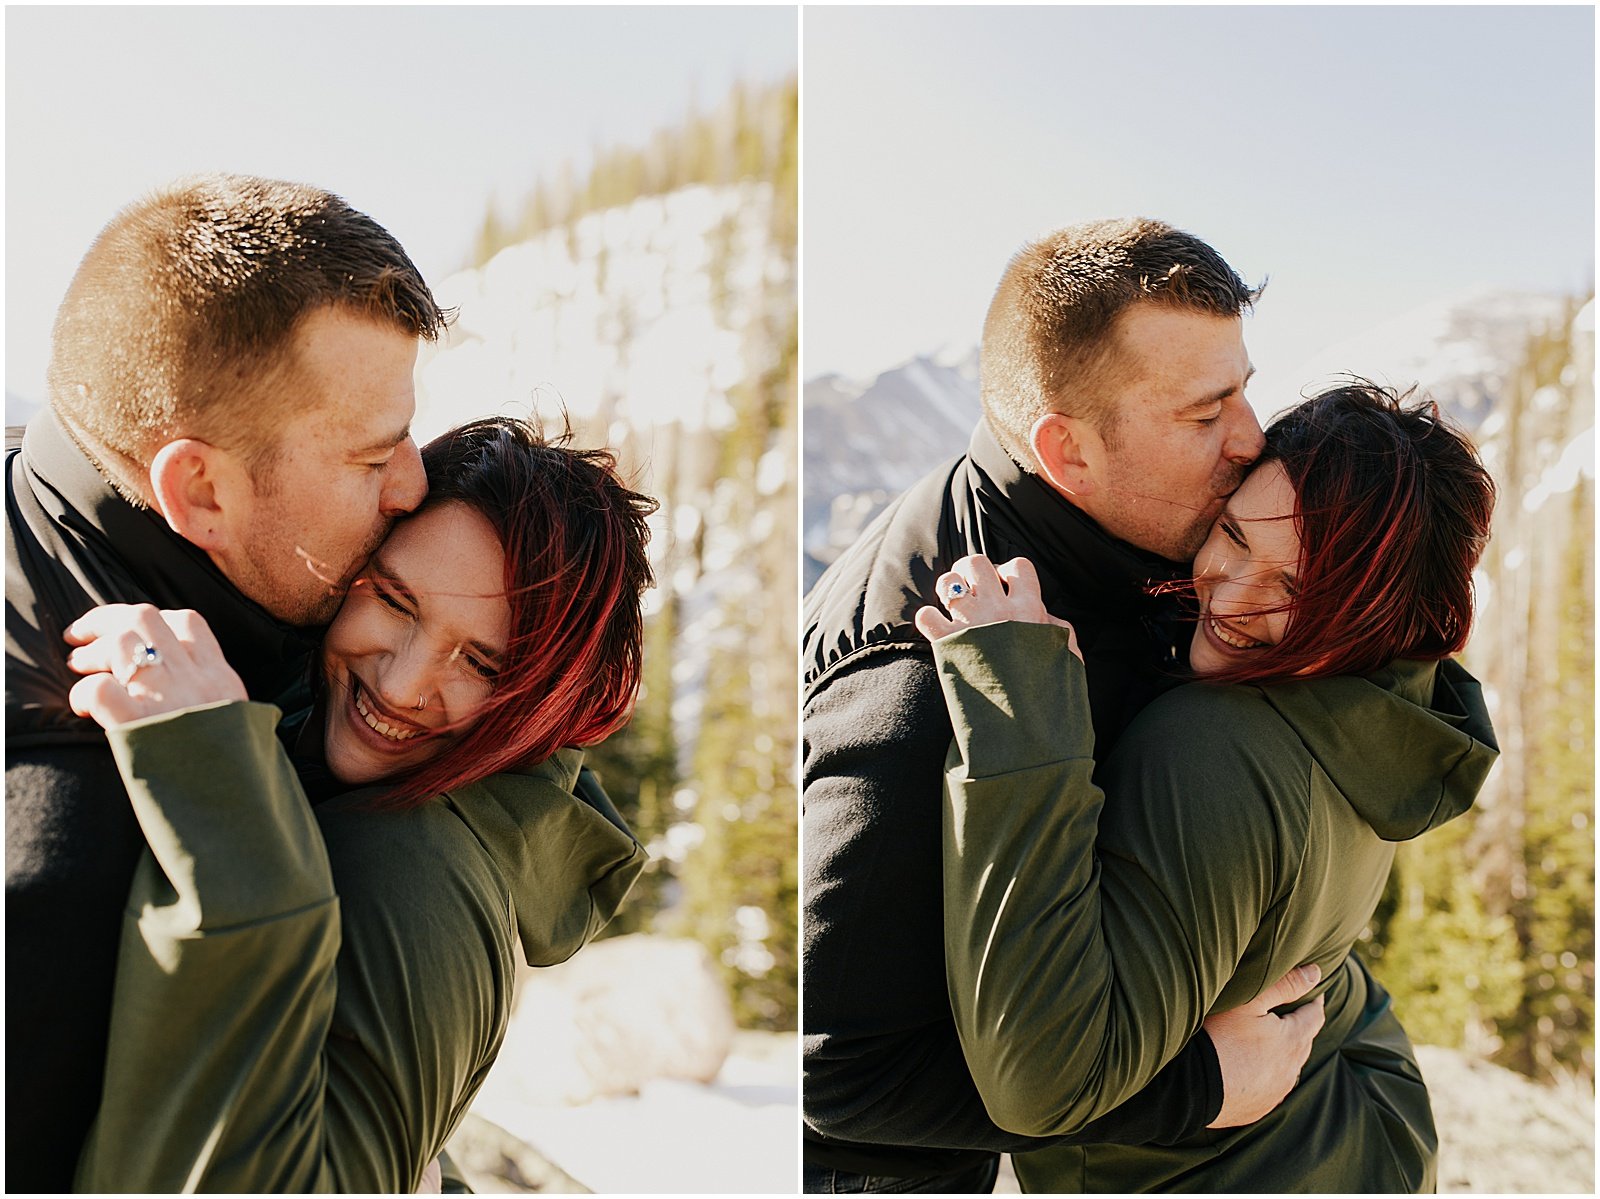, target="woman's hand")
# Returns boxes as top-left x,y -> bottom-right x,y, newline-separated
914,554 -> 1082,659
64,603 -> 247,730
